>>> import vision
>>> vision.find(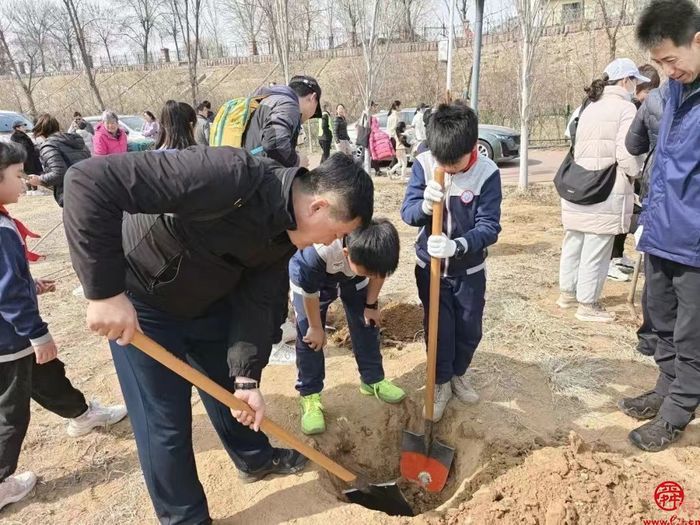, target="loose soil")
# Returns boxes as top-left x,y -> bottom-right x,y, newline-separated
3,174 -> 699,525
